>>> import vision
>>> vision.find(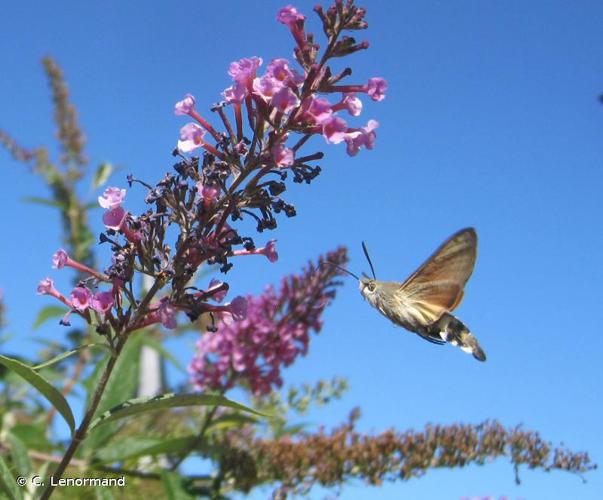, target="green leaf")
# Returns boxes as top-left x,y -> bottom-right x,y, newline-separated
0,455 -> 21,500
10,424 -> 51,452
94,435 -> 208,464
207,413 -> 258,432
89,393 -> 267,431
32,306 -> 67,330
32,344 -> 107,370
21,196 -> 65,209
0,355 -> 75,435
142,337 -> 186,373
93,162 -> 114,189
161,471 -> 195,500
7,433 -> 31,478
81,335 -> 142,456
